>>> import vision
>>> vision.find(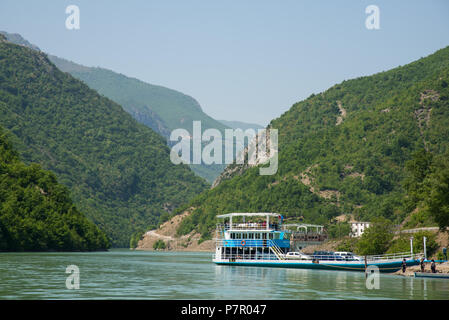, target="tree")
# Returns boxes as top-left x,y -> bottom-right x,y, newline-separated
387,231 -> 438,256
403,149 -> 433,211
355,217 -> 394,255
327,222 -> 351,239
427,163 -> 449,231
153,239 -> 166,250
129,229 -> 145,249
